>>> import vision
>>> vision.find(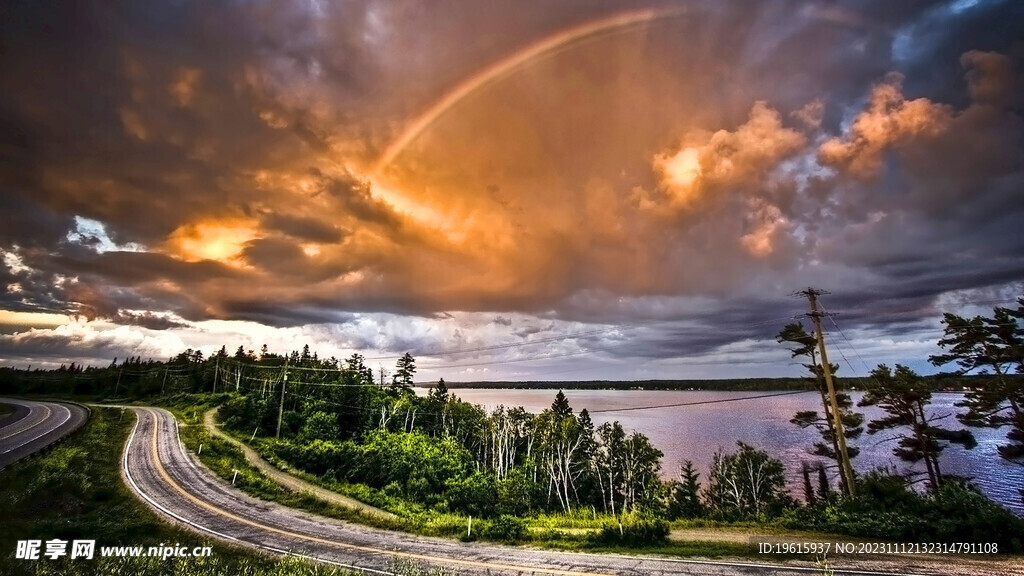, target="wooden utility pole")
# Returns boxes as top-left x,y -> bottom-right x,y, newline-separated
161,367 -> 168,395
275,360 -> 289,439
212,357 -> 219,394
801,288 -> 857,497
